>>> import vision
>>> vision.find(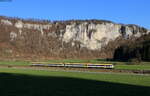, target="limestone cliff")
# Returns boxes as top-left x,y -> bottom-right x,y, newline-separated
0,16 -> 149,59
